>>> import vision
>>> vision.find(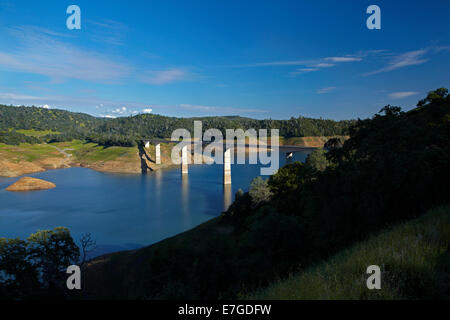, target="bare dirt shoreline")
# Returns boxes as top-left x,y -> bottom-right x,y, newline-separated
0,136 -> 334,178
